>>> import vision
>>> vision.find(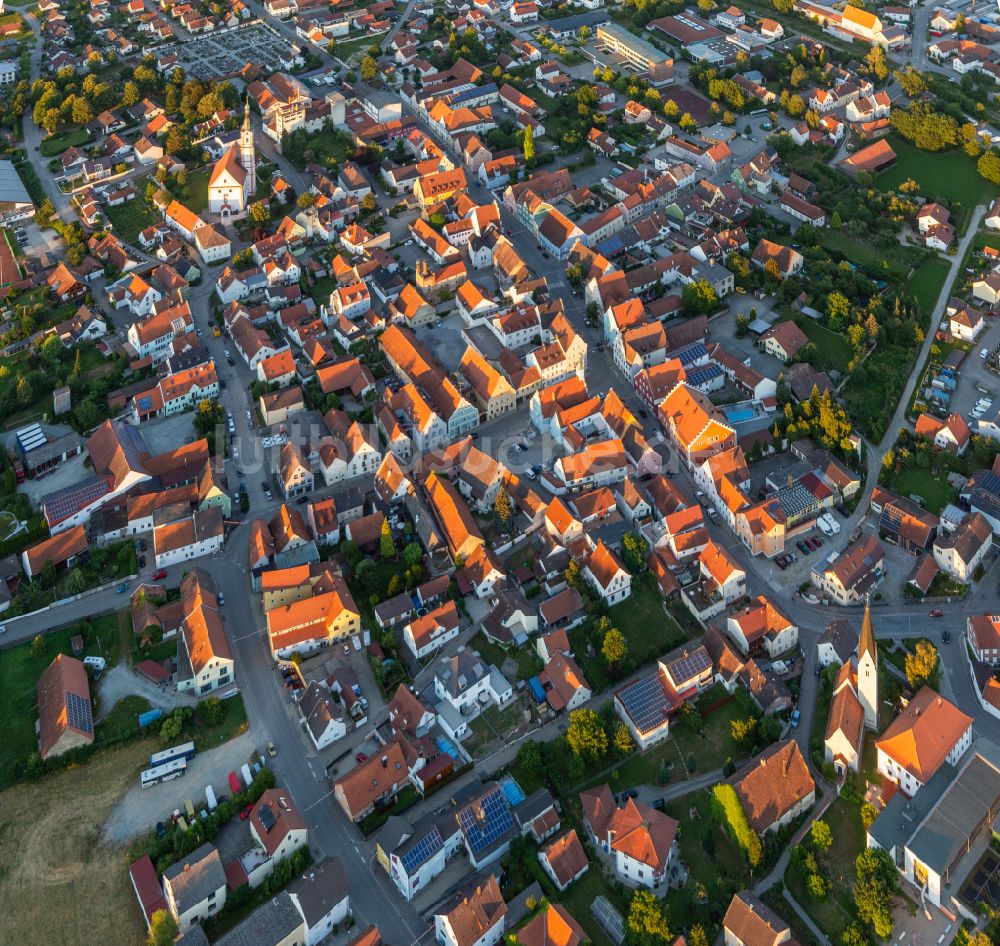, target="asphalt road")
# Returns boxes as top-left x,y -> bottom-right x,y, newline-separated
12,2 -> 997,936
